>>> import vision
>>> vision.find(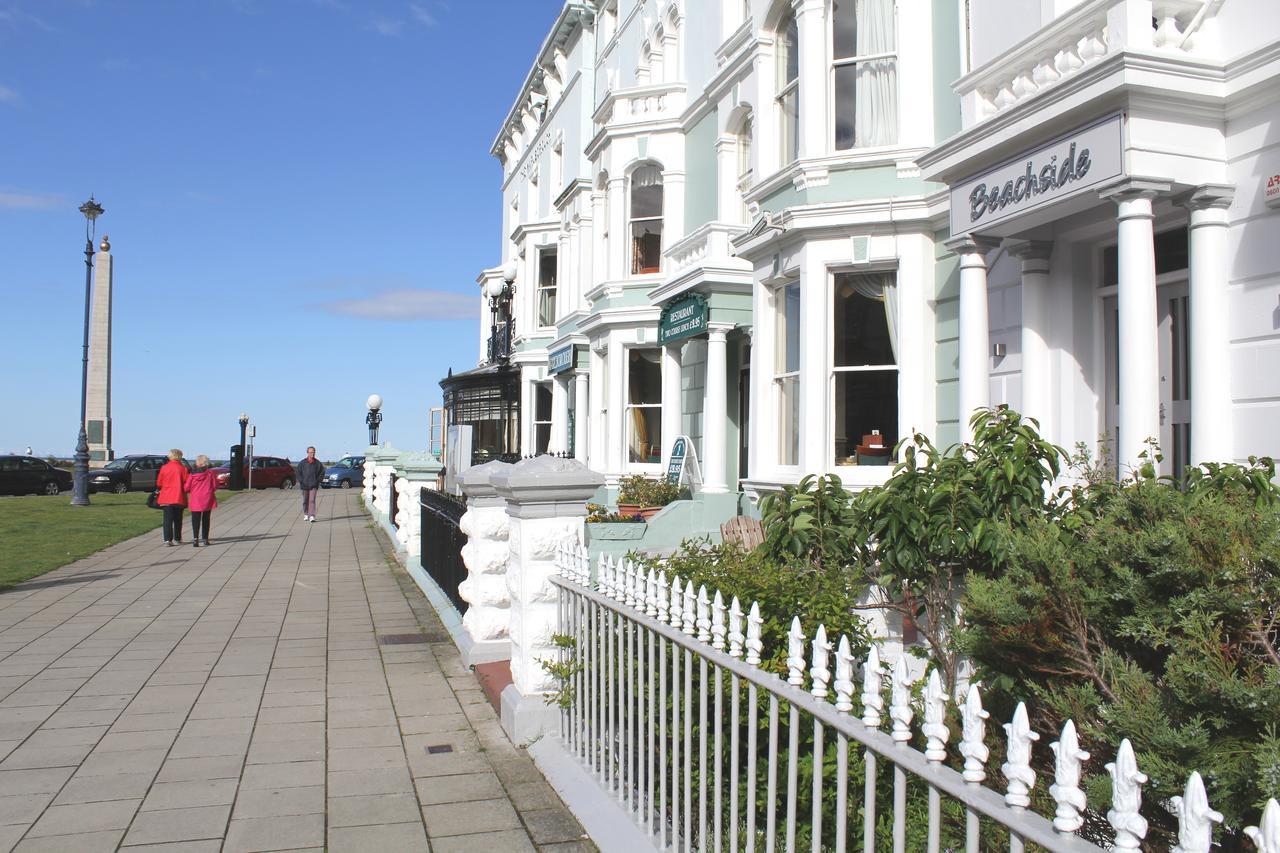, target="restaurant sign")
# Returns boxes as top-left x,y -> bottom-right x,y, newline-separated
658,294 -> 708,345
950,113 -> 1123,234
548,344 -> 575,374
